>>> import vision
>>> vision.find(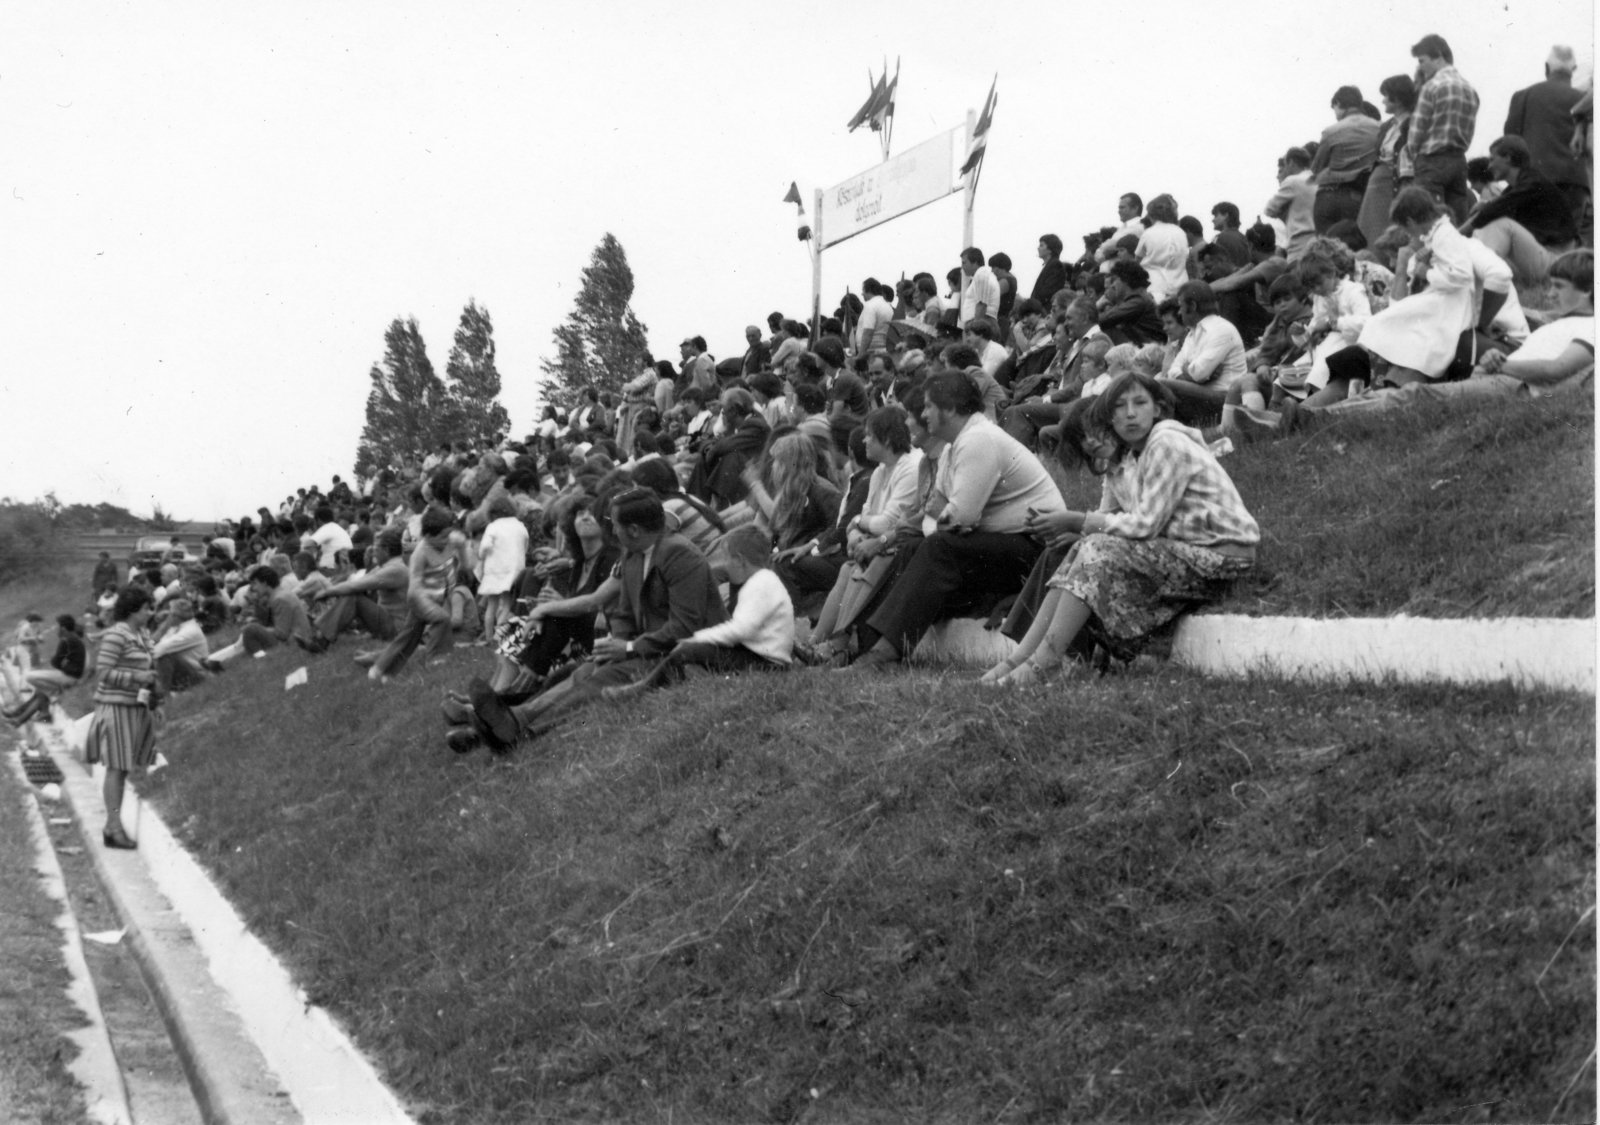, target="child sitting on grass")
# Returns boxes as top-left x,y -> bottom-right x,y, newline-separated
601,524 -> 794,700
